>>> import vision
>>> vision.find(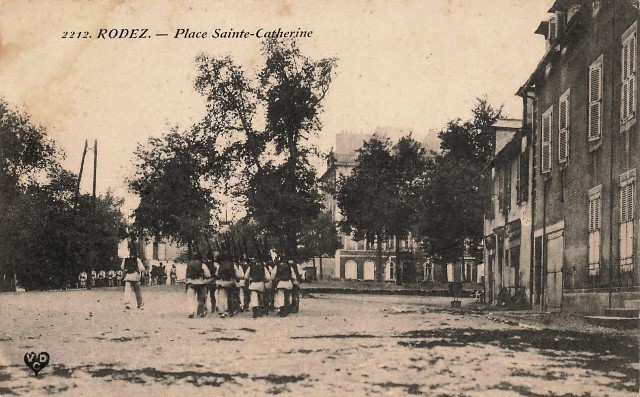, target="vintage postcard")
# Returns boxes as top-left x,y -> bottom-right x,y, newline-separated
0,0 -> 638,396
